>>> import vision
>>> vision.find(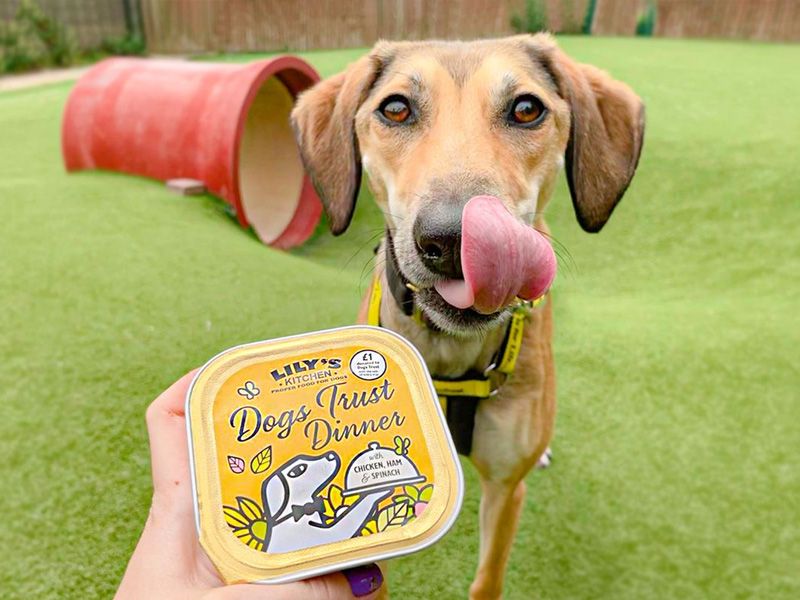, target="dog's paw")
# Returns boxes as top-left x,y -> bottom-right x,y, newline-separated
535,447 -> 553,470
